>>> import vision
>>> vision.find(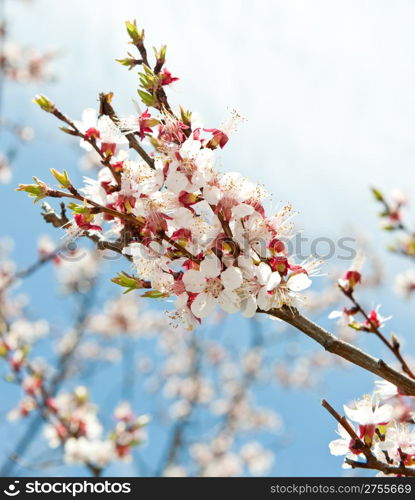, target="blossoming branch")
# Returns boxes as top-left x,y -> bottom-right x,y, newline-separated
17,19 -> 415,476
